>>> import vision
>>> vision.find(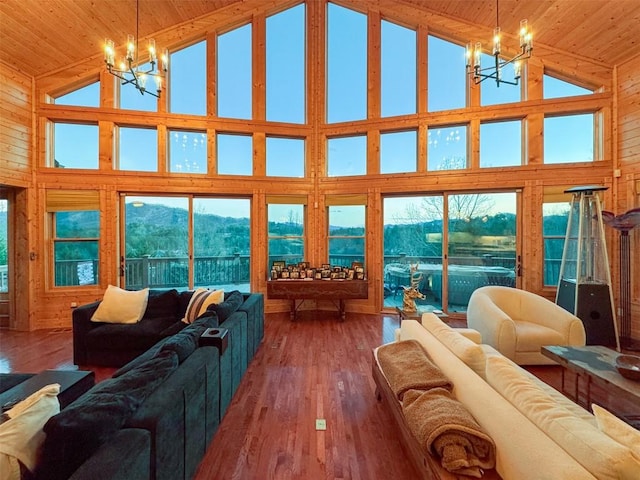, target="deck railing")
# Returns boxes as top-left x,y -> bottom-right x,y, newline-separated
0,265 -> 7,292
51,254 -> 564,290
